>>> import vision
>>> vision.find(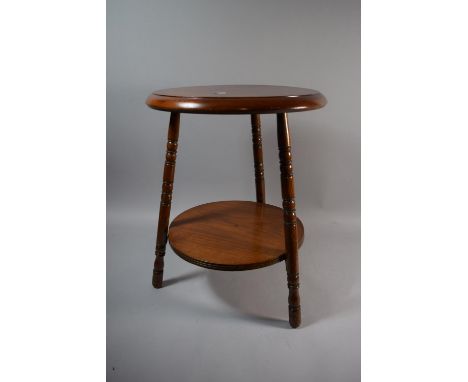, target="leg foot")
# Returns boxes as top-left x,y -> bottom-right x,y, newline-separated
287,271 -> 301,328
152,270 -> 163,289
152,246 -> 165,288
289,309 -> 301,329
